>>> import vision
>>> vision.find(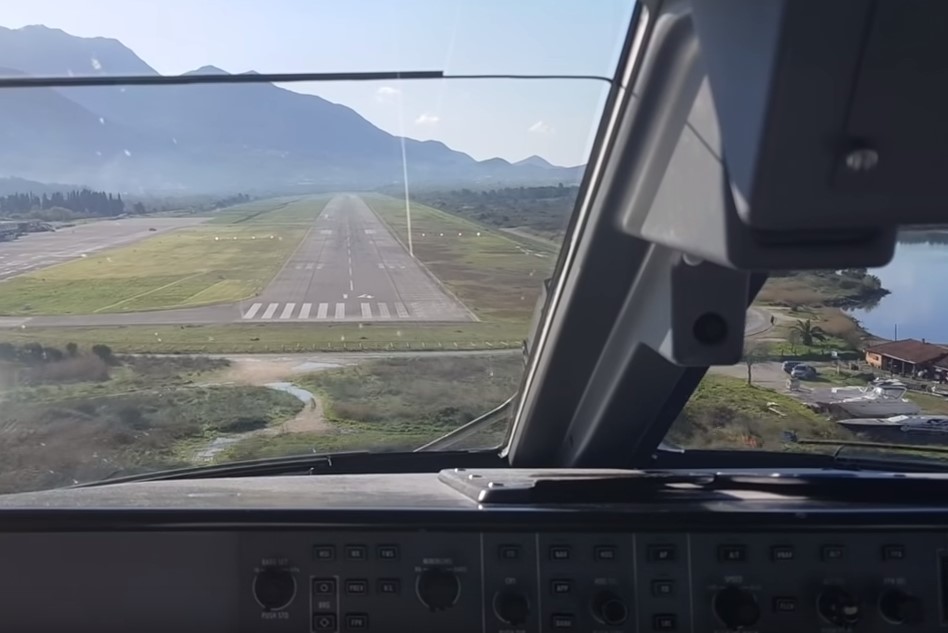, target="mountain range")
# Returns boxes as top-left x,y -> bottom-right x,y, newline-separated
0,25 -> 582,193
